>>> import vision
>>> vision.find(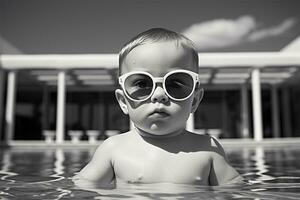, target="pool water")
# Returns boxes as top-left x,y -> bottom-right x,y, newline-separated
1,145 -> 300,199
